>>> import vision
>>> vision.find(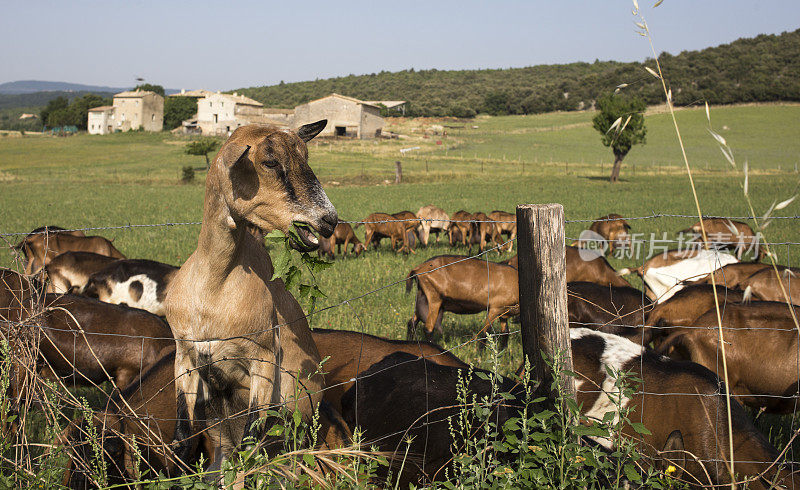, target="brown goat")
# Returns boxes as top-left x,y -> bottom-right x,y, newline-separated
691,262 -> 771,289
0,268 -> 39,323
658,301 -> 800,413
164,121 -> 337,466
416,205 -> 450,246
392,210 -> 420,232
469,211 -> 494,253
360,212 -> 414,253
573,213 -> 631,254
311,328 -> 467,412
406,255 -> 518,349
488,210 -> 515,252
15,227 -> 124,275
680,218 -> 766,260
646,284 -> 747,341
738,266 -> 800,304
448,210 -> 473,247
567,281 -> 651,342
12,226 -> 86,274
44,251 -> 120,294
319,222 -> 365,259
82,259 -> 178,316
504,248 -> 633,288
32,294 -> 174,389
